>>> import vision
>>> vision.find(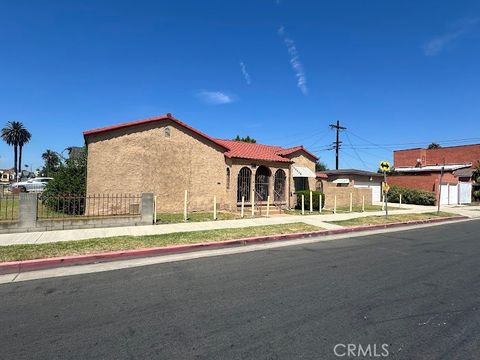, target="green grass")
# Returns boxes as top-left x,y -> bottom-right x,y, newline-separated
327,212 -> 456,227
0,223 -> 321,262
284,204 -> 404,216
156,211 -> 240,223
0,197 -> 19,221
